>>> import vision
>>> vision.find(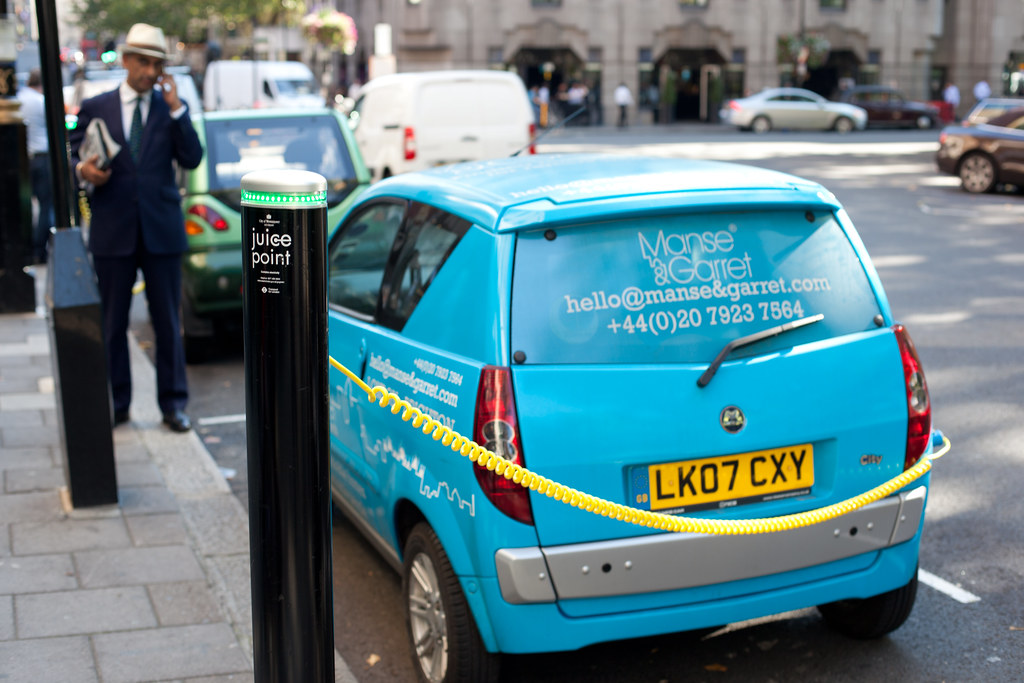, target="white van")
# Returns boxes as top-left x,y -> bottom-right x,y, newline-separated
348,70 -> 536,180
203,60 -> 324,111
